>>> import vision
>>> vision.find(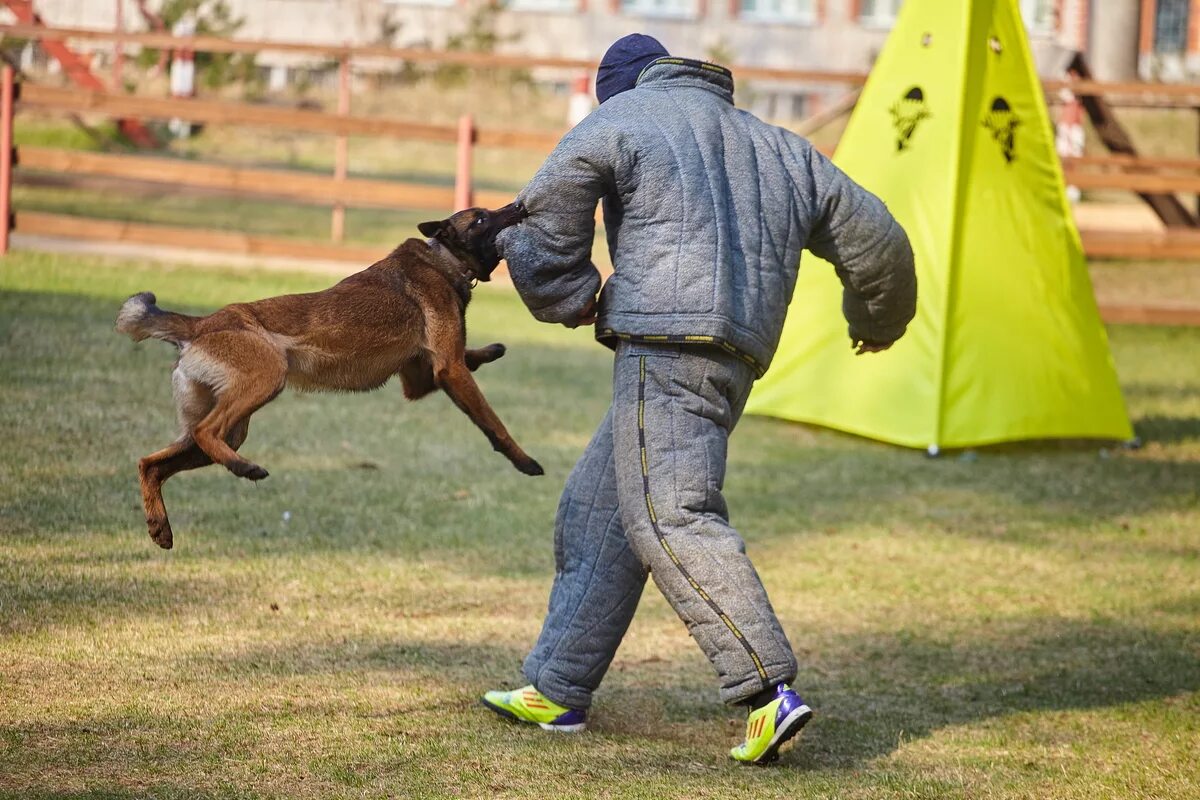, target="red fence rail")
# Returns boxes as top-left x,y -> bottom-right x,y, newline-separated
0,66 -> 13,255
